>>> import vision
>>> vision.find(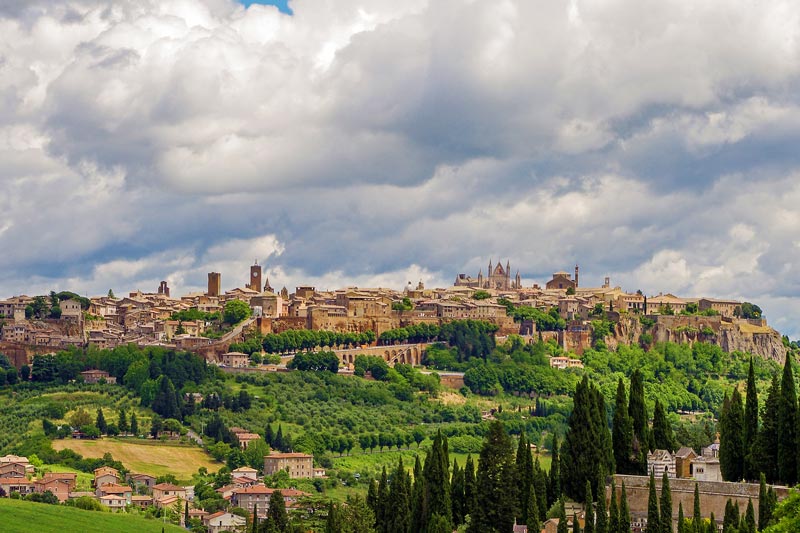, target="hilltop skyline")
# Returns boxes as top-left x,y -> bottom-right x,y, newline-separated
2,0 -> 800,337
